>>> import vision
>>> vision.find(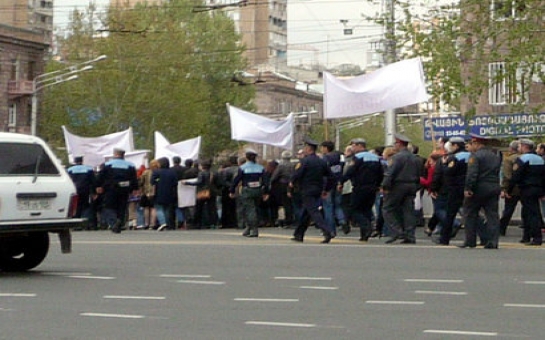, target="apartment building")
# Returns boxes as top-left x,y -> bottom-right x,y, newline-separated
460,0 -> 545,115
0,24 -> 48,133
0,0 -> 54,44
